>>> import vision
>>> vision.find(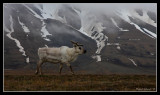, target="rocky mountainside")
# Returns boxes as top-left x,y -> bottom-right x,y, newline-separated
4,4 -> 156,75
